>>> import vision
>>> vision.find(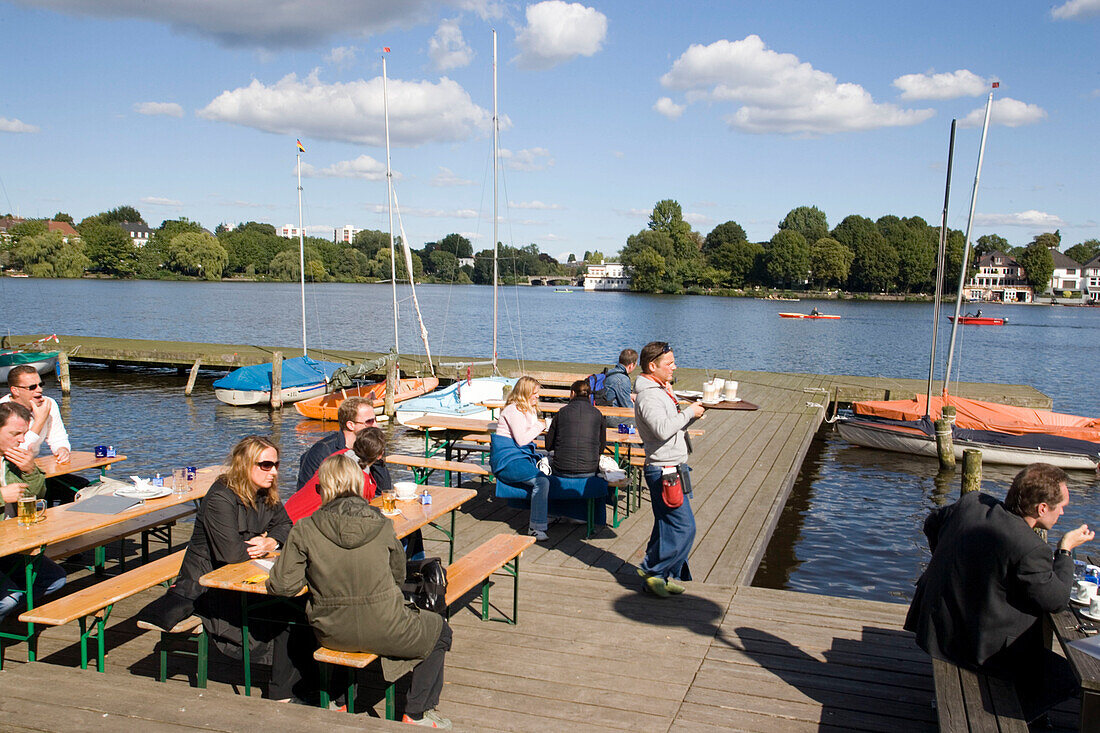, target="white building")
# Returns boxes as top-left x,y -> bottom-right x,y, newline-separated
335,224 -> 362,243
279,224 -> 303,239
964,250 -> 1033,303
120,221 -> 152,248
583,262 -> 631,291
1048,249 -> 1082,295
1082,255 -> 1100,303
